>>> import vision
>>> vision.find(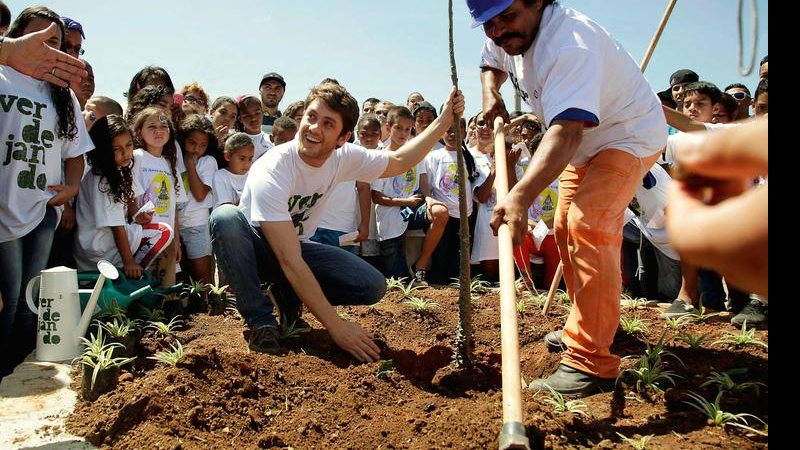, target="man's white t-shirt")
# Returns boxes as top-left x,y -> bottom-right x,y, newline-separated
179,155 -> 217,228
425,148 -> 474,217
132,149 -> 189,228
317,180 -> 359,233
0,67 -> 93,242
241,141 -> 389,241
74,170 -> 145,270
480,4 -> 667,166
372,160 -> 426,241
213,168 -> 248,208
